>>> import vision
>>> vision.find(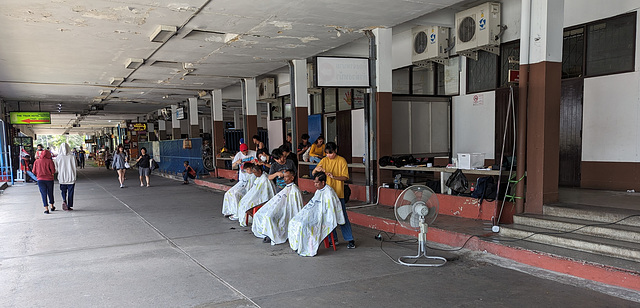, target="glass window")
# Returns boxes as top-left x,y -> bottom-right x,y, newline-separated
283,96 -> 291,118
563,28 -> 584,79
311,92 -> 322,114
500,42 -> 520,87
444,56 -> 460,95
353,89 -> 365,109
467,51 -> 498,94
324,88 -> 337,112
586,13 -> 636,76
270,101 -> 283,120
392,67 -> 410,94
338,88 -> 352,110
412,65 -> 435,95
